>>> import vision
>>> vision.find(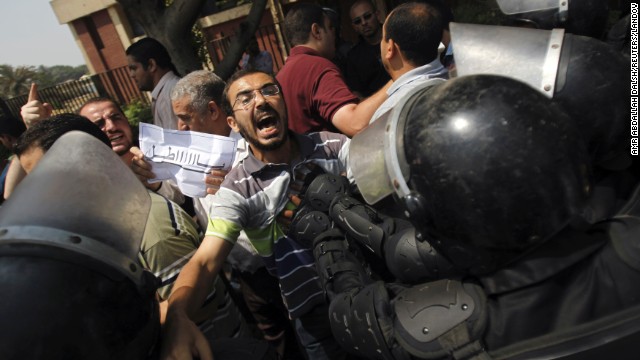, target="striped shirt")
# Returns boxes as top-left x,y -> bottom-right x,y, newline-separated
206,131 -> 351,318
